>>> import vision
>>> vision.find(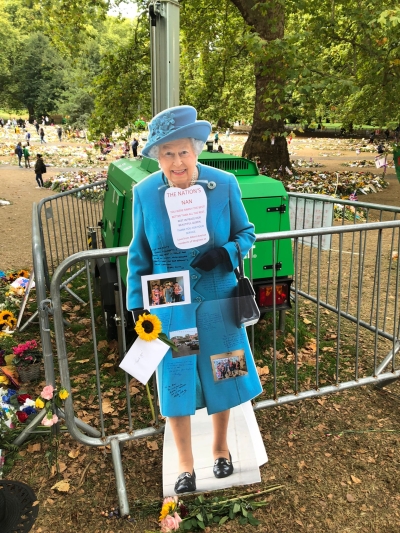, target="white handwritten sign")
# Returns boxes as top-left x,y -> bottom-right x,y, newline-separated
119,337 -> 169,384
289,195 -> 333,251
164,185 -> 209,249
375,156 -> 387,169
